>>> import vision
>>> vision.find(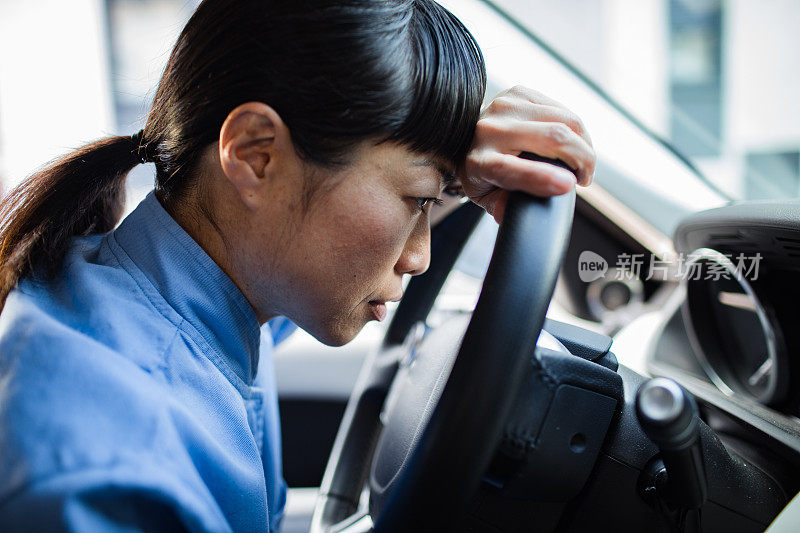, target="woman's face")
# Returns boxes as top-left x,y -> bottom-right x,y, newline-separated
236,140 -> 453,346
